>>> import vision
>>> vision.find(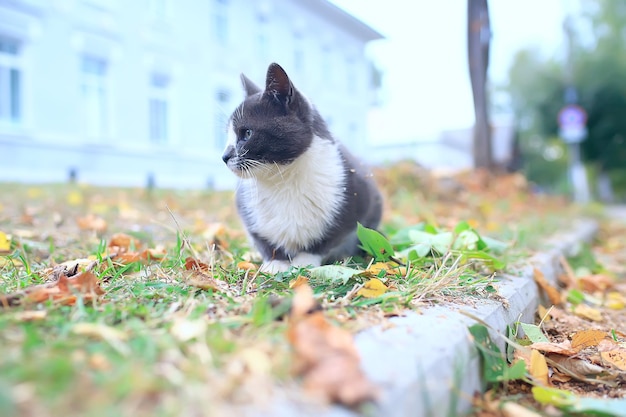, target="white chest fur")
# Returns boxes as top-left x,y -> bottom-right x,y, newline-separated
239,136 -> 346,255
